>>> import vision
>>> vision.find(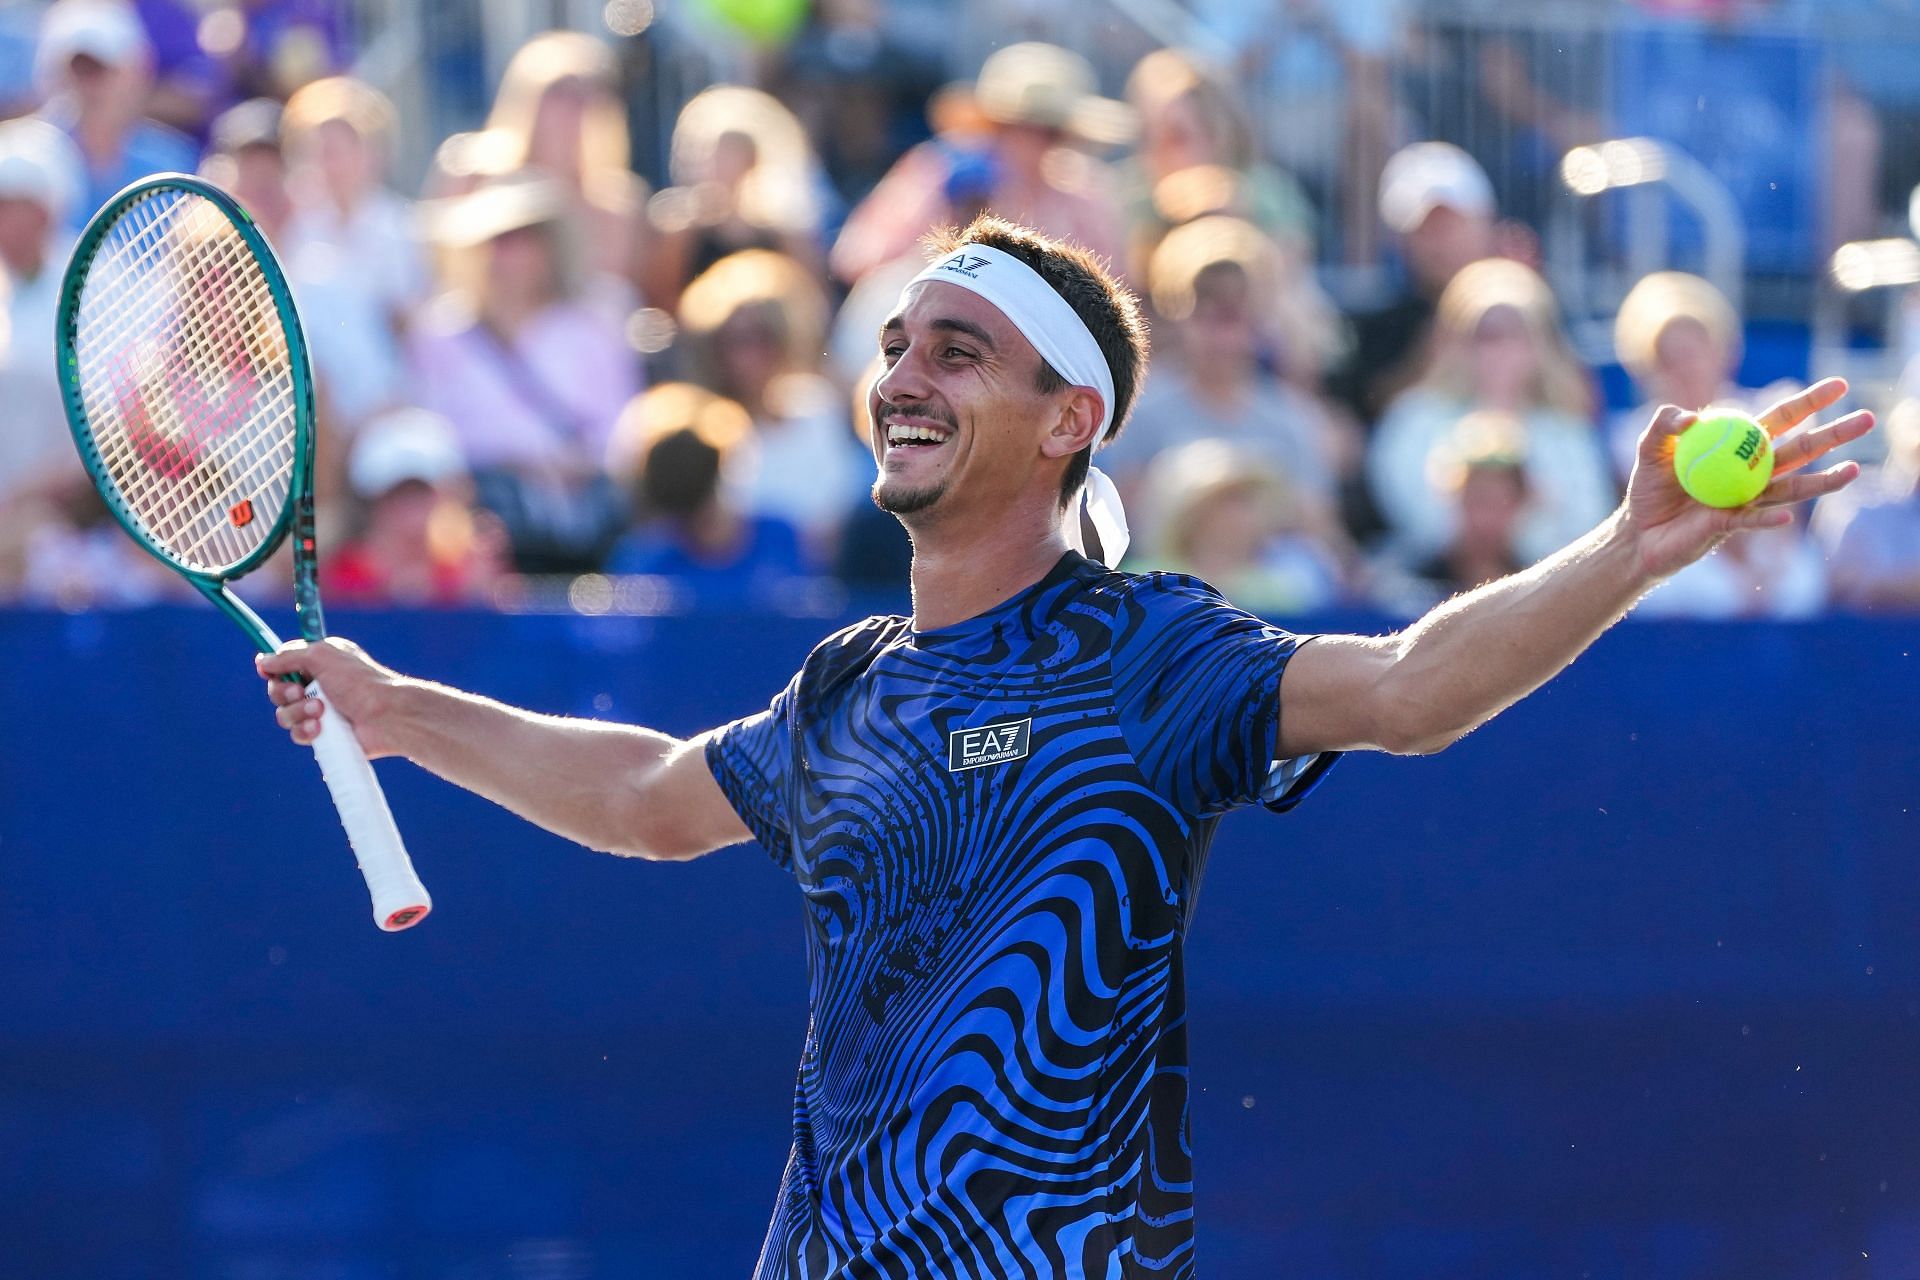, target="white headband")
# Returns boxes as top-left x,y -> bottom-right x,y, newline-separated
903,242 -> 1130,563
907,243 -> 1116,437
